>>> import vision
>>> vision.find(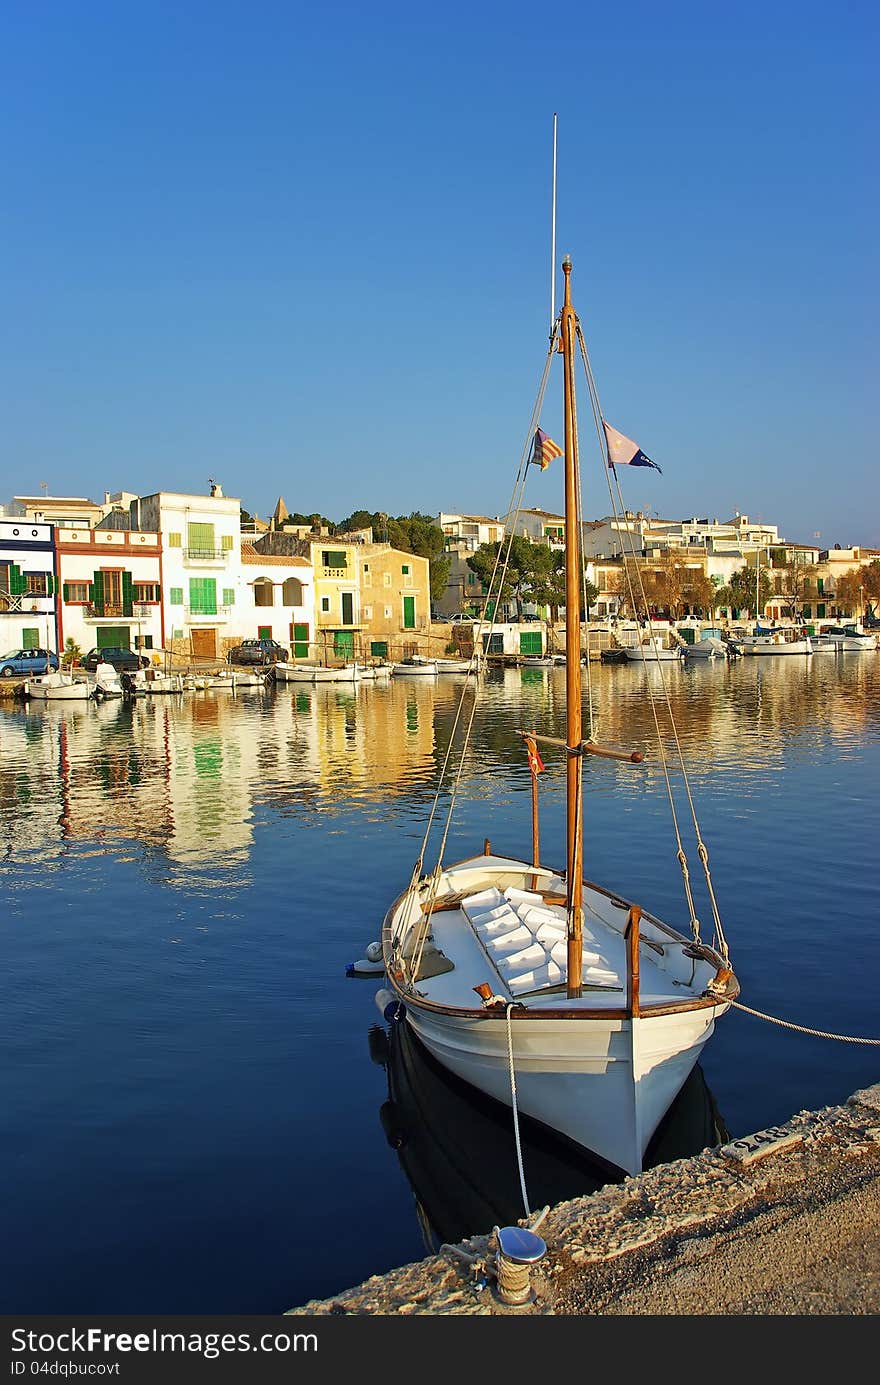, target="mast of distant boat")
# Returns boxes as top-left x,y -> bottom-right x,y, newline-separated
561,255 -> 584,998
